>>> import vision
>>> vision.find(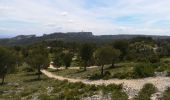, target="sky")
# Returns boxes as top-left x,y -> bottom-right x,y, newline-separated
1,0 -> 170,38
